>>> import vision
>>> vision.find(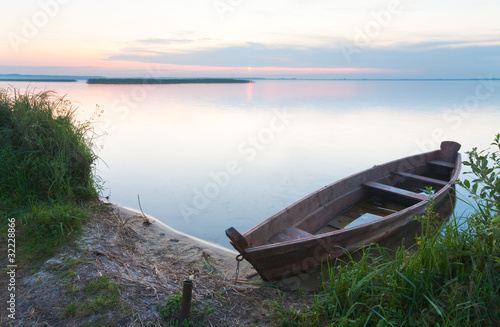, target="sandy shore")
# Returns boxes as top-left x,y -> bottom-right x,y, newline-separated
116,203 -> 326,290
112,203 -> 259,283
